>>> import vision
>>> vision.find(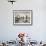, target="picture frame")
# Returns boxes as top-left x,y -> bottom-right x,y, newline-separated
13,10 -> 33,26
